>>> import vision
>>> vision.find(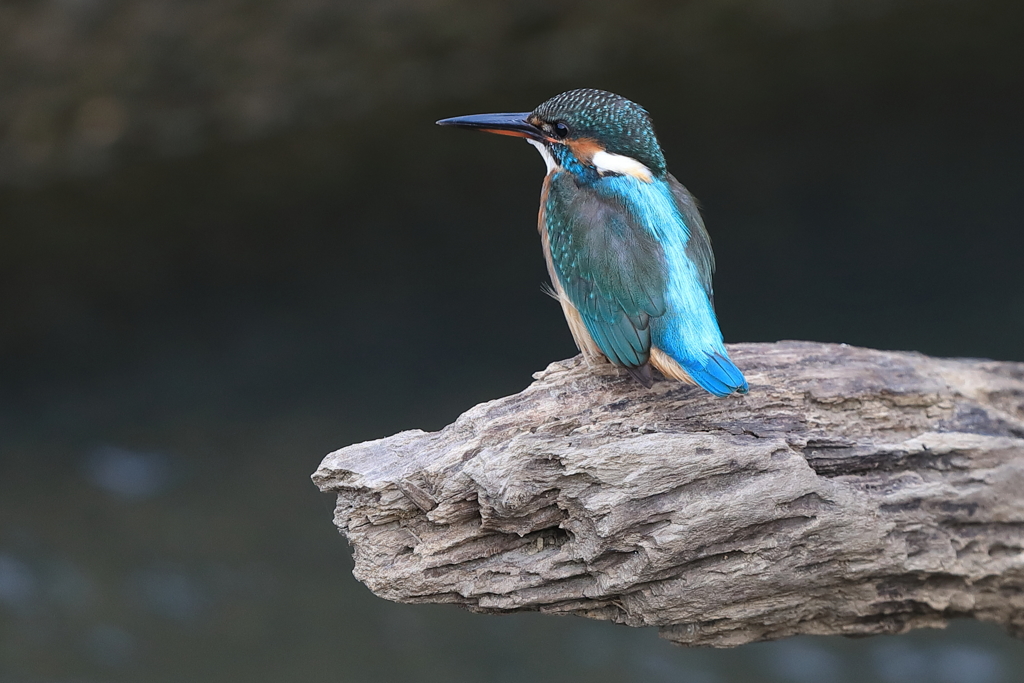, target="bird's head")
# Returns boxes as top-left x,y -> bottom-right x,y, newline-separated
437,89 -> 667,183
